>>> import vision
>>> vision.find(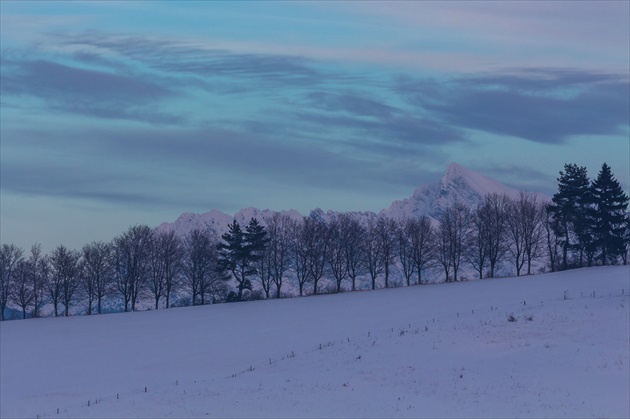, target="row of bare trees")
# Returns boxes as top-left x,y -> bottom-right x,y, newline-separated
1,190 -> 626,320
256,191 -> 551,299
0,226 -> 227,320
